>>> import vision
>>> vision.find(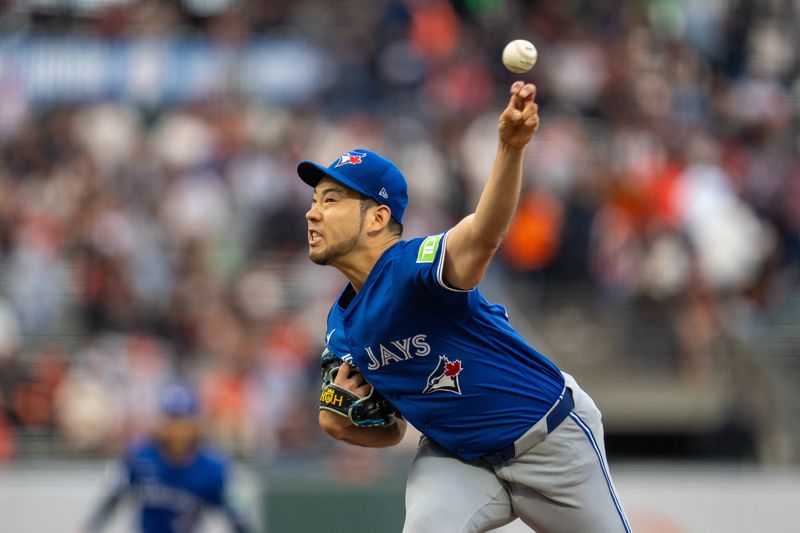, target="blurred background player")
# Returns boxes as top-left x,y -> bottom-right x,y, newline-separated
80,381 -> 251,533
